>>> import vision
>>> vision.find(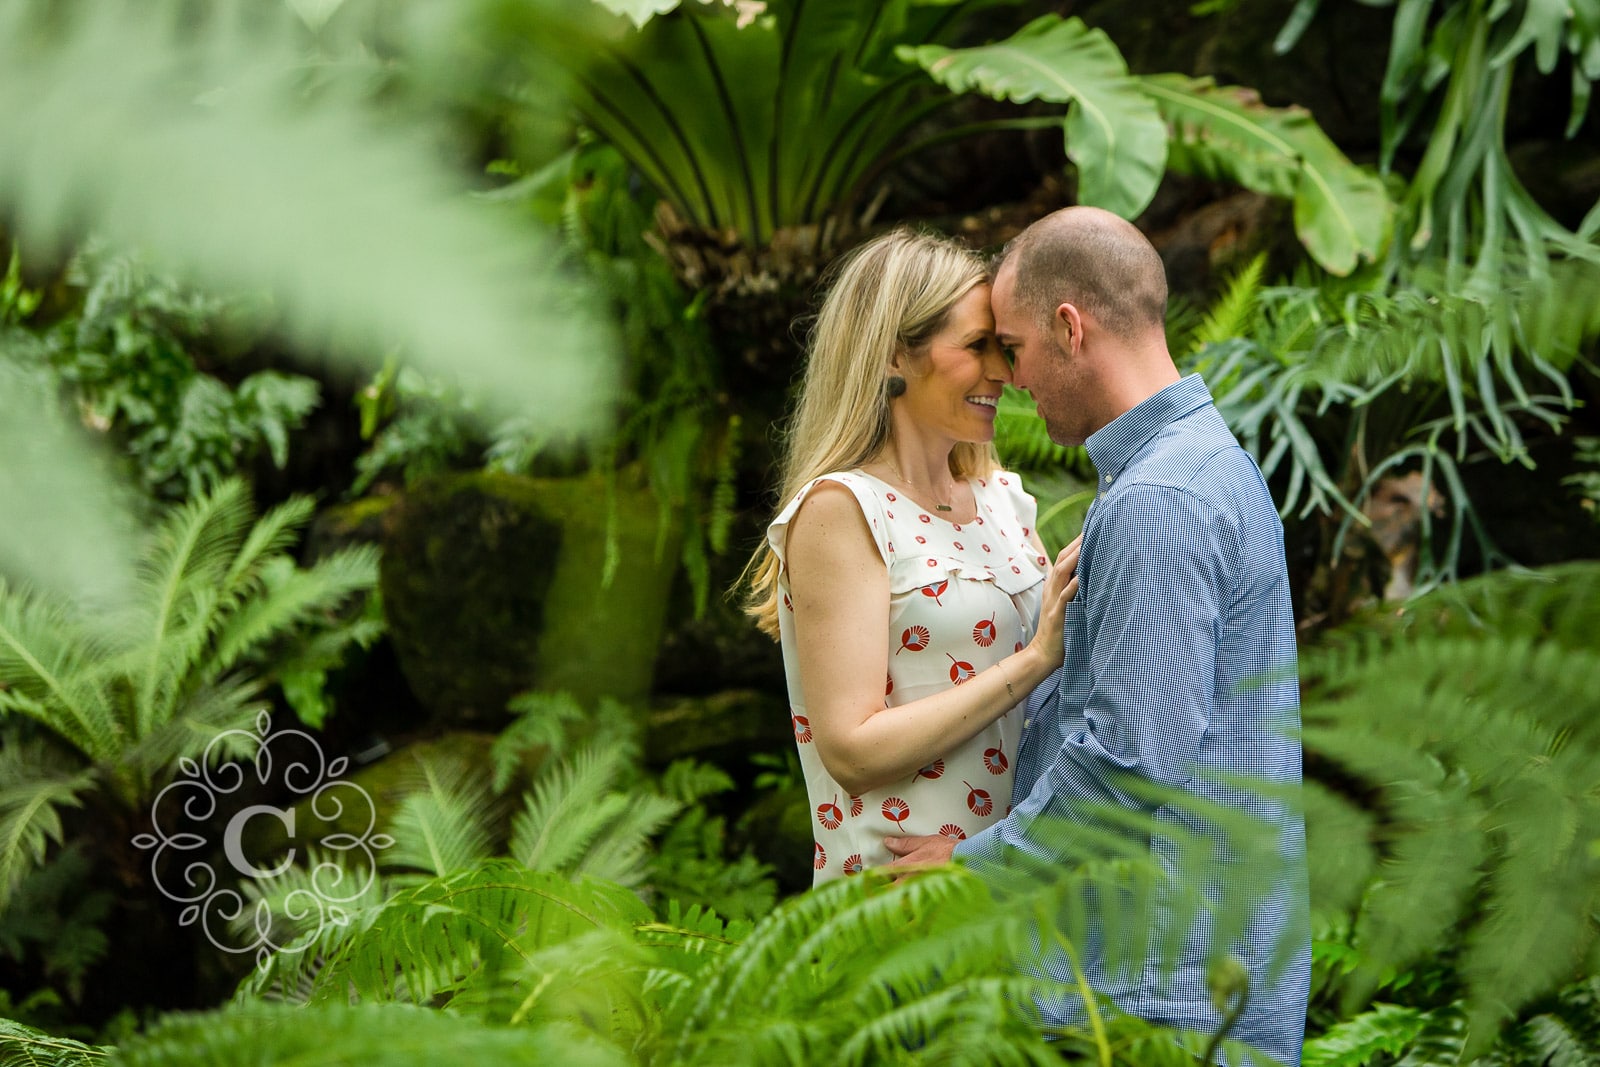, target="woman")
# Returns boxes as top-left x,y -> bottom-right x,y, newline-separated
746,228 -> 1078,884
